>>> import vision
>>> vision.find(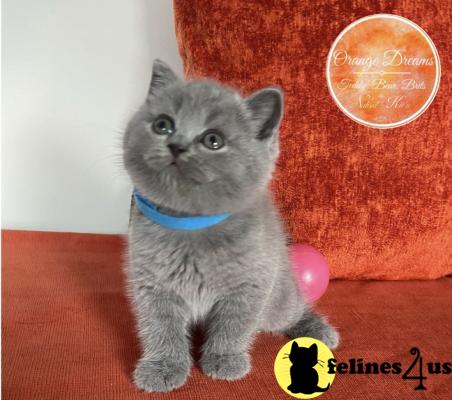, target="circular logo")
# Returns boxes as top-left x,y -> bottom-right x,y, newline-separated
274,337 -> 336,399
326,14 -> 441,128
